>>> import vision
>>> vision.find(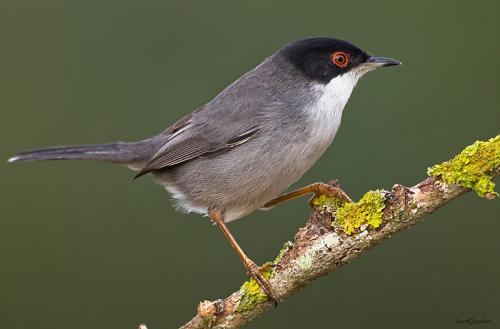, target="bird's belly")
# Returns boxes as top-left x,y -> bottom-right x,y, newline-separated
231,134 -> 335,221
157,124 -> 338,222
260,130 -> 336,196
